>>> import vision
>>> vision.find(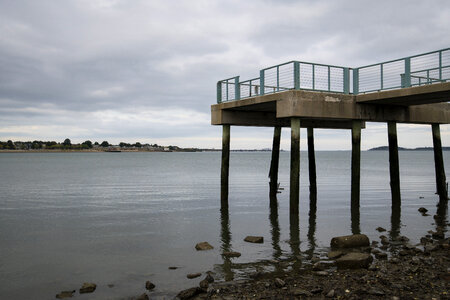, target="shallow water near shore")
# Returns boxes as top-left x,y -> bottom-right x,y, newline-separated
0,151 -> 448,299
